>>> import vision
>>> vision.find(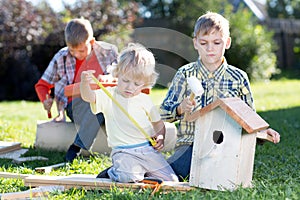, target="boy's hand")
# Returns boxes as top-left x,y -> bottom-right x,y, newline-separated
177,97 -> 196,115
151,120 -> 166,151
53,110 -> 66,122
43,95 -> 53,113
53,101 -> 66,122
266,128 -> 280,144
152,134 -> 164,151
81,70 -> 95,83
